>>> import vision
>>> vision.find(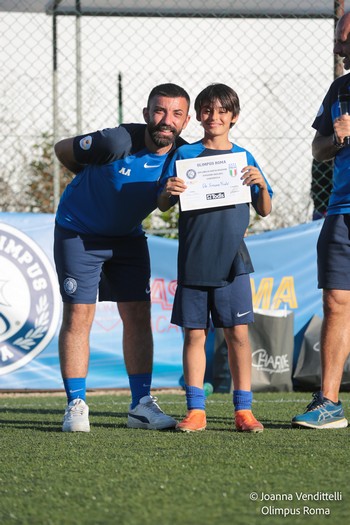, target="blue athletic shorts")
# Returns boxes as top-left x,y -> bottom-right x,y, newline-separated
54,224 -> 151,303
171,274 -> 254,329
318,214 -> 350,290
